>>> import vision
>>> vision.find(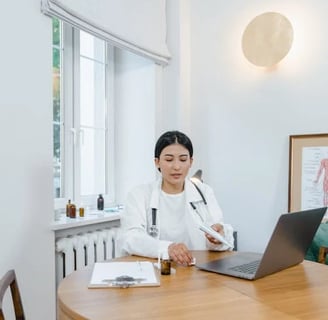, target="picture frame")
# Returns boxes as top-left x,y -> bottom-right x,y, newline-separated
288,133 -> 328,212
